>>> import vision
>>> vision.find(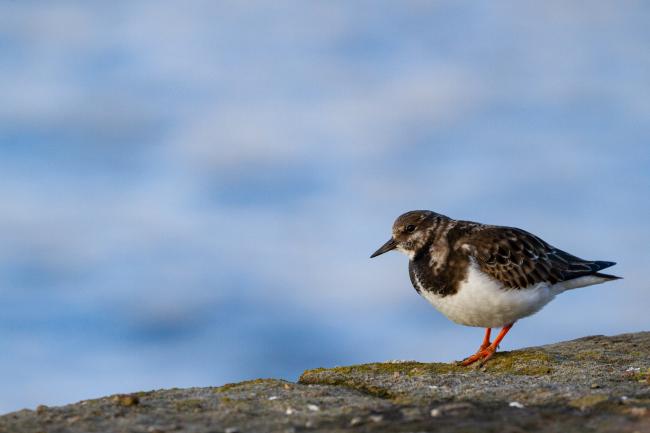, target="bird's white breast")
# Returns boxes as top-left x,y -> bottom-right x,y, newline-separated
416,261 -> 557,328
